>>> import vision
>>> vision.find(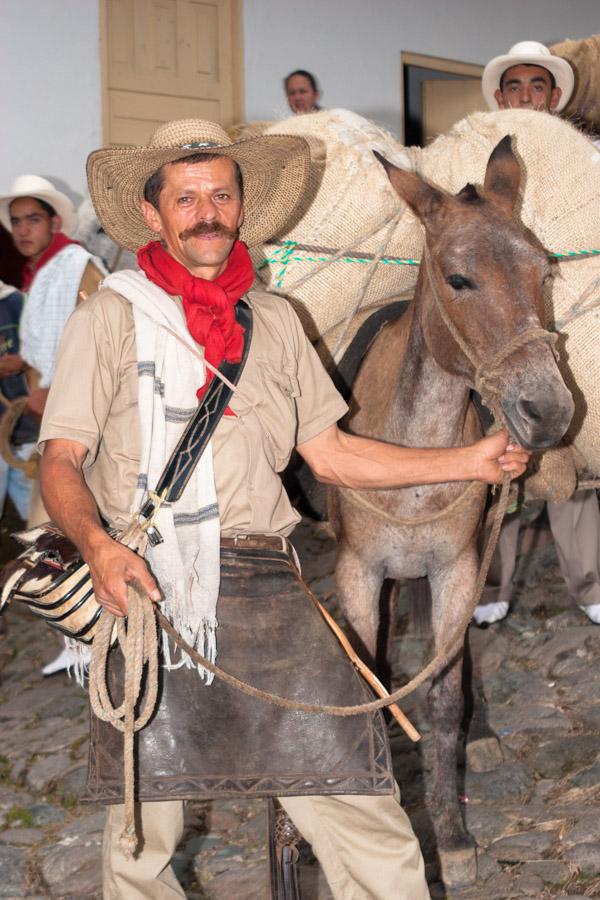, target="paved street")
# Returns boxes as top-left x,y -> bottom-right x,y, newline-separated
0,507 -> 599,898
